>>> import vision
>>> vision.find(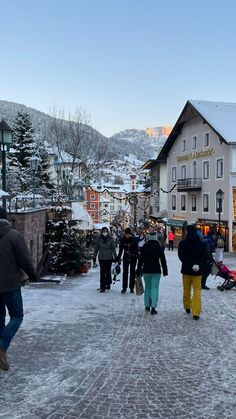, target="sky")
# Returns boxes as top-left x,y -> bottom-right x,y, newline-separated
0,0 -> 236,137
